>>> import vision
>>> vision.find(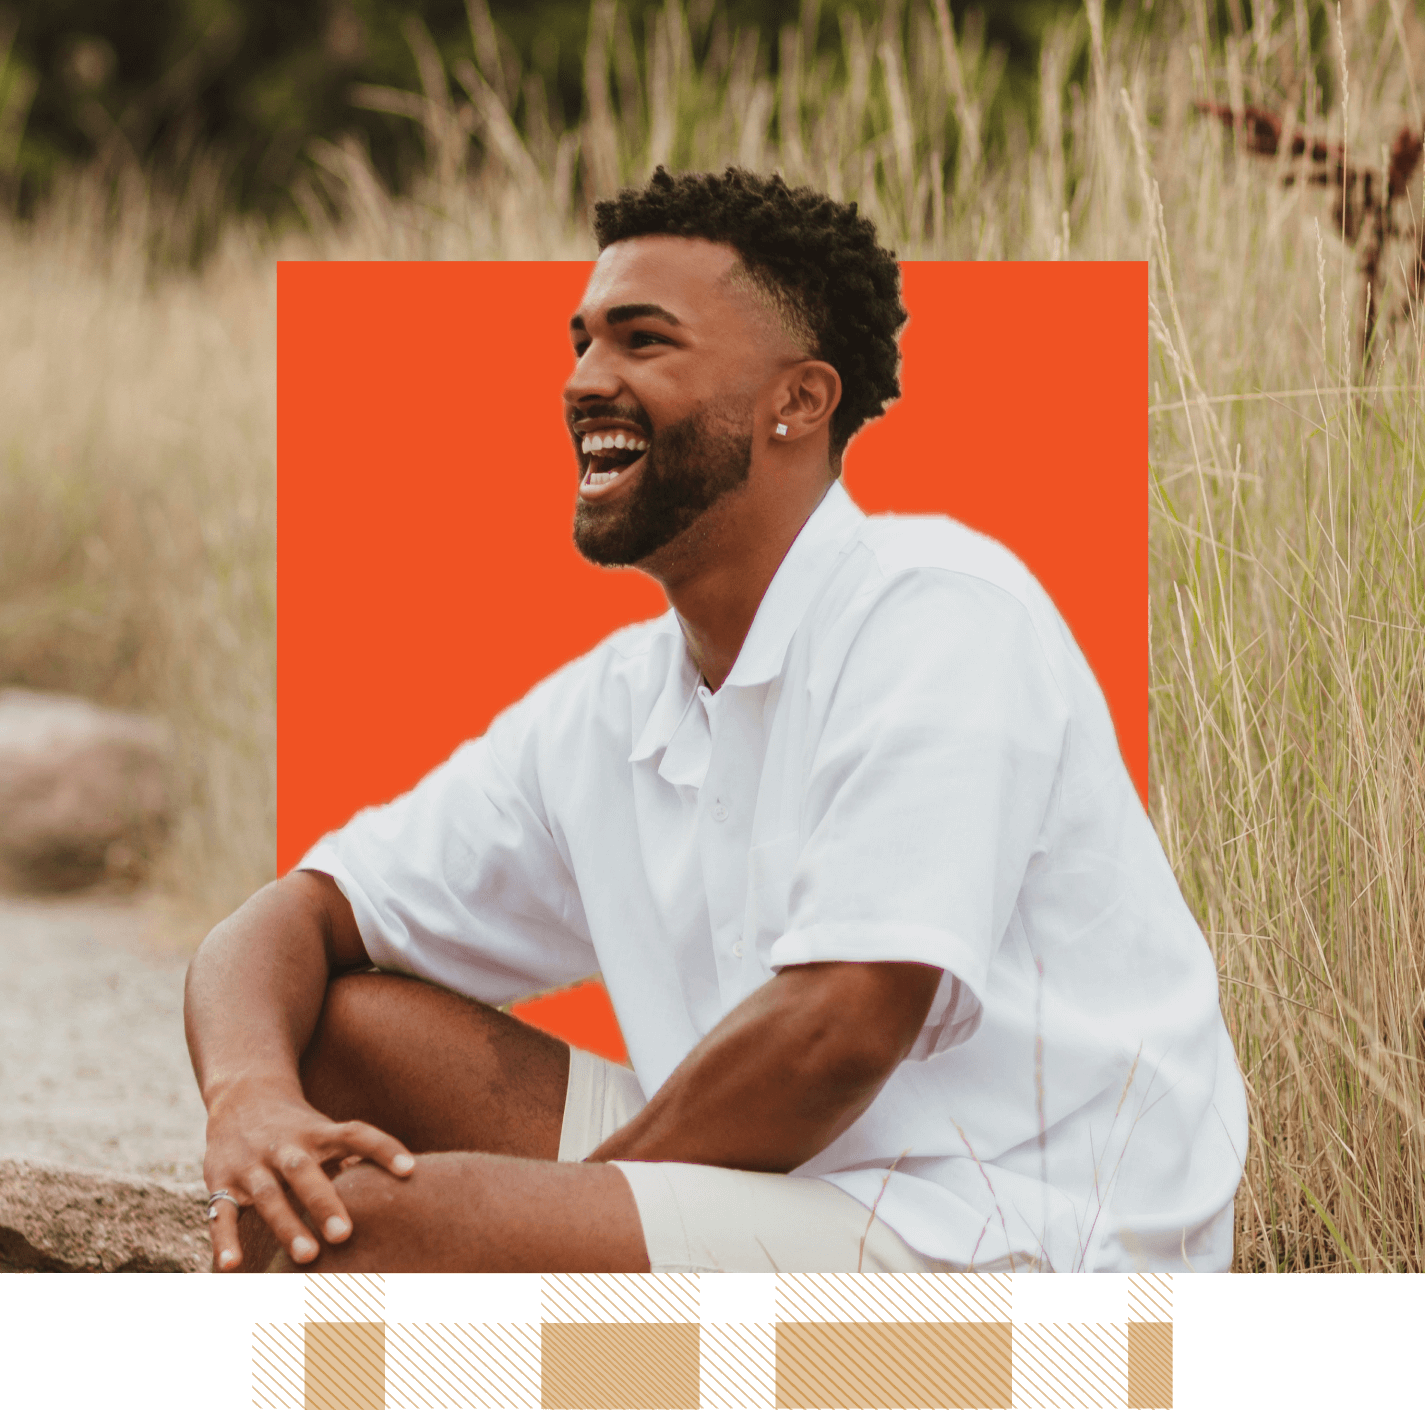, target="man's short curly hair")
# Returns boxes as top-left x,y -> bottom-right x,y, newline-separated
593,167 -> 908,456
